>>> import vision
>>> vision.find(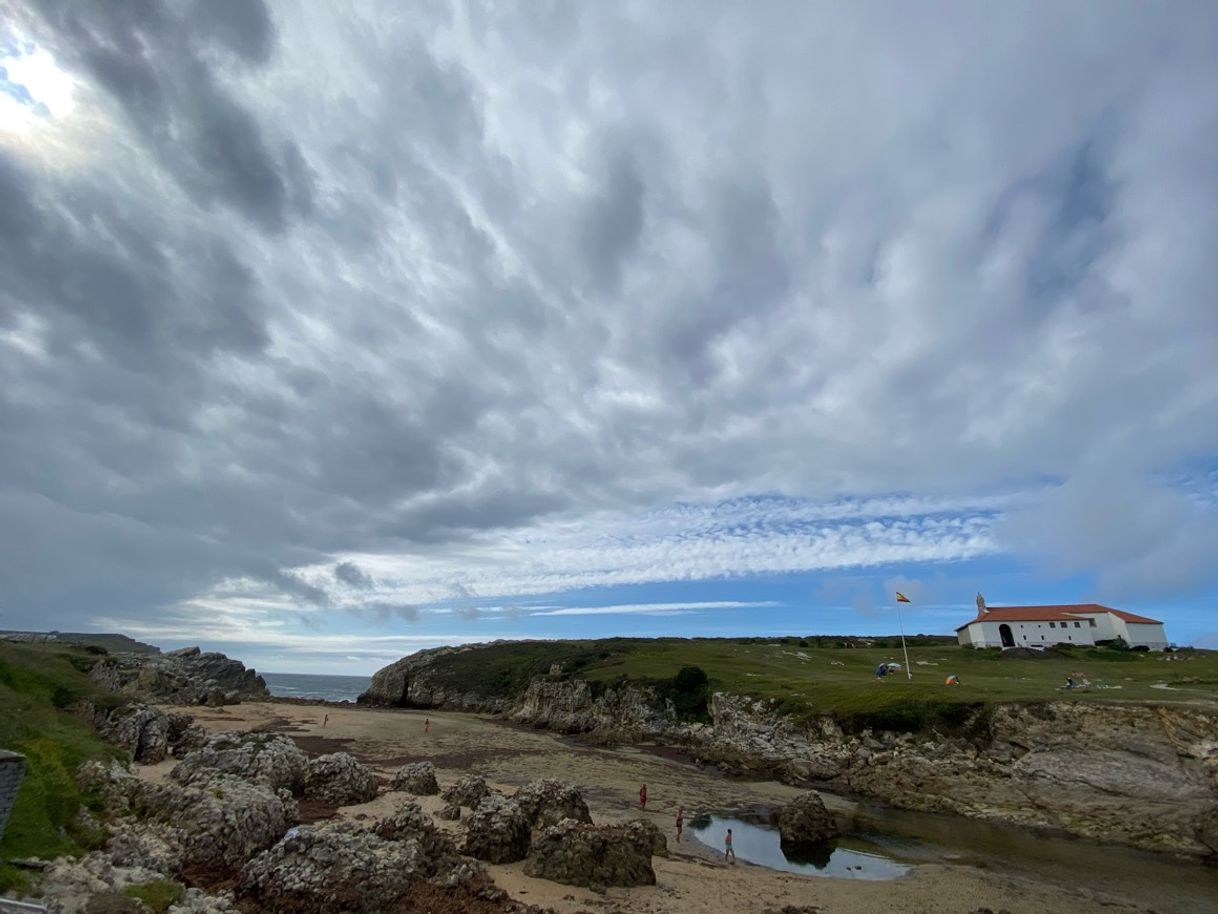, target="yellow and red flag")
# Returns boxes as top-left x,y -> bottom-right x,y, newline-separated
895,592 -> 911,603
